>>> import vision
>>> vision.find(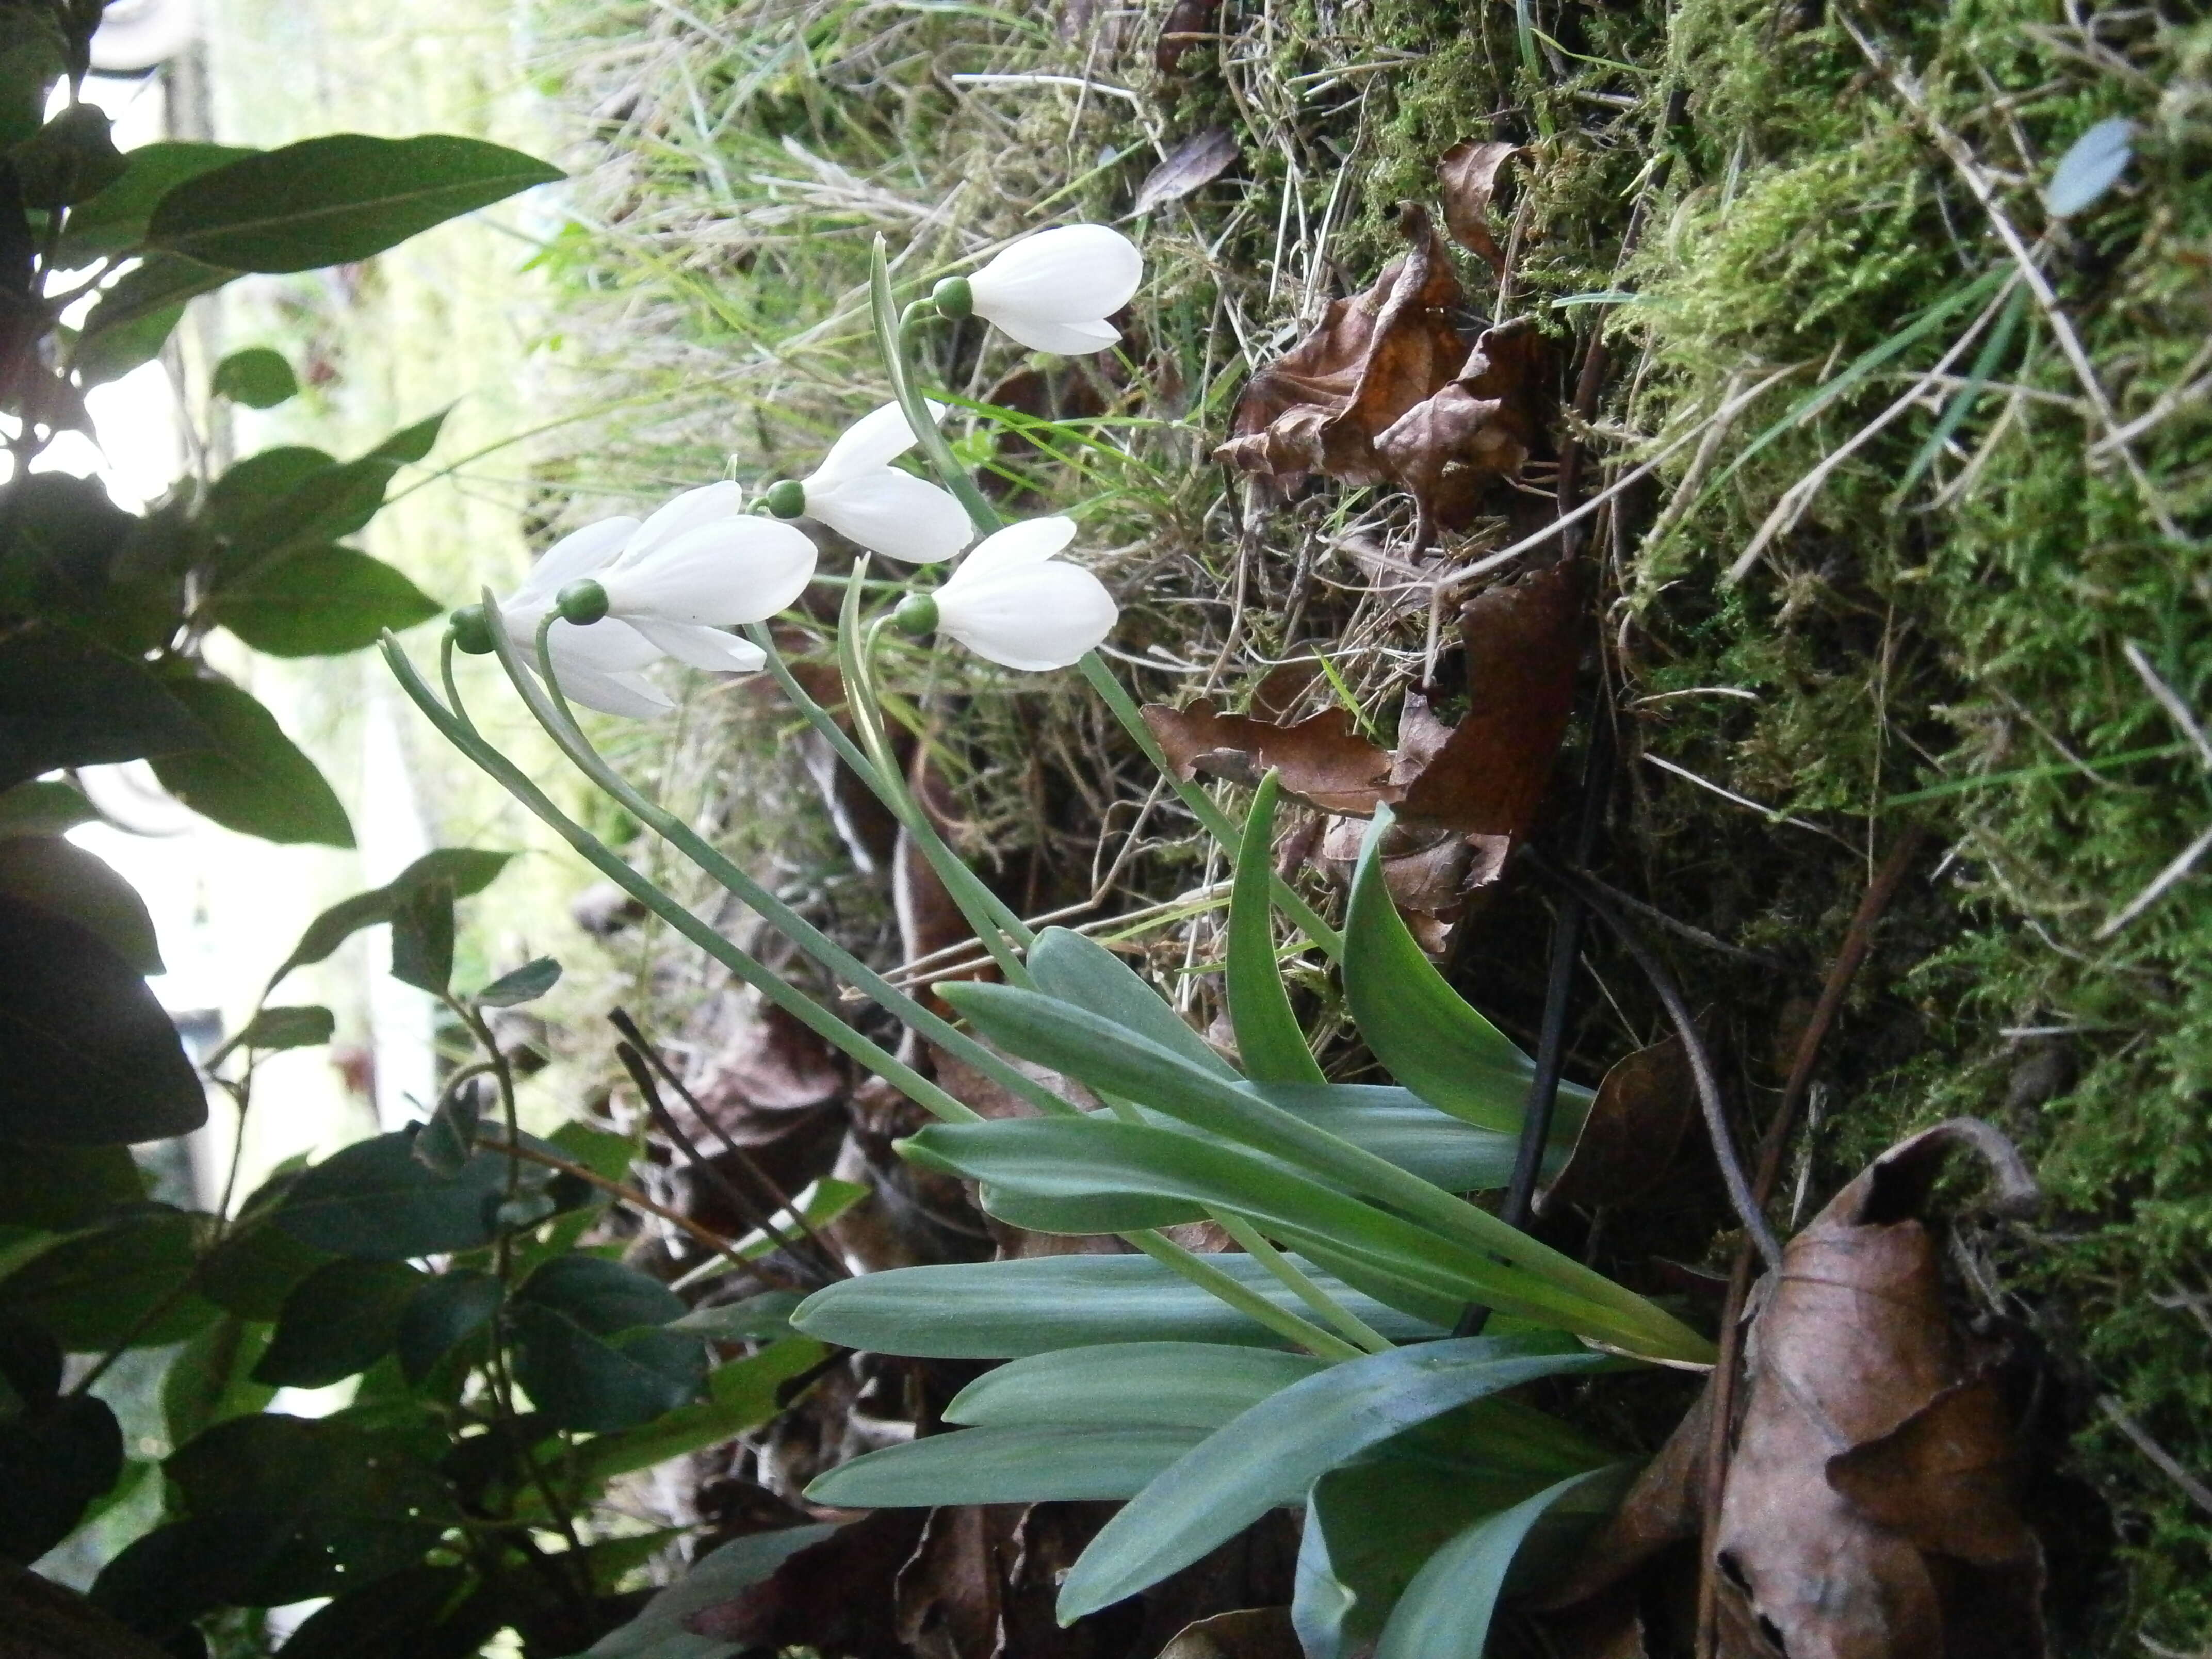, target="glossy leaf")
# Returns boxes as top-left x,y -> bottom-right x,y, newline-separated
1226,772 -> 1325,1083
207,545 -> 438,656
387,877 -> 454,993
0,1392 -> 123,1563
149,676 -> 354,847
947,1342 -> 1327,1430
0,780 -> 96,837
667,1290 -> 804,1343
78,253 -> 233,340
1342,804 -> 1563,1132
508,1255 -> 703,1432
210,346 -> 297,409
273,1565 -> 500,1659
551,1336 -> 829,1493
11,103 -> 126,208
0,1209 -> 218,1349
147,133 -> 563,272
275,1130 -> 532,1259
254,1259 -> 426,1388
809,1425 -> 1203,1507
219,1003 -> 335,1059
1058,1336 -> 1612,1619
0,897 -> 204,1145
1373,1465 -> 1631,1658
266,847 -> 512,993
396,1267 -> 501,1384
74,298 -> 183,387
0,627 -> 204,790
0,834 -> 160,972
204,443 -> 335,531
0,1140 -> 143,1230
162,1315 -> 276,1448
475,955 -> 560,1007
792,1253 -> 1443,1357
57,139 -> 257,262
